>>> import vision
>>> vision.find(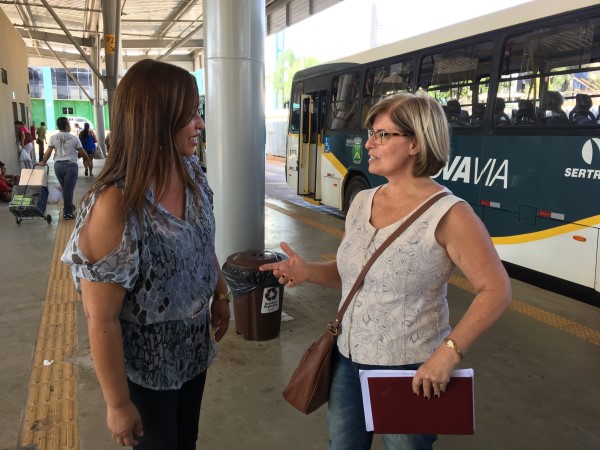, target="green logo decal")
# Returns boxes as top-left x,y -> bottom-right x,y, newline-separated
352,138 -> 363,164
